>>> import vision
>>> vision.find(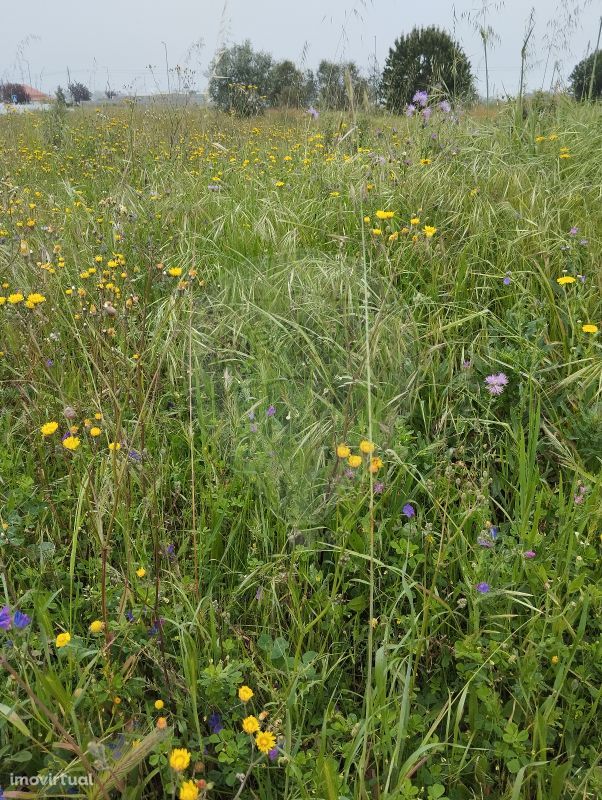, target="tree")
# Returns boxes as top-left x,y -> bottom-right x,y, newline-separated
0,83 -> 30,104
267,60 -> 313,108
569,51 -> 602,100
208,41 -> 273,115
316,60 -> 369,110
55,86 -> 67,106
382,27 -> 475,111
68,82 -> 91,104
